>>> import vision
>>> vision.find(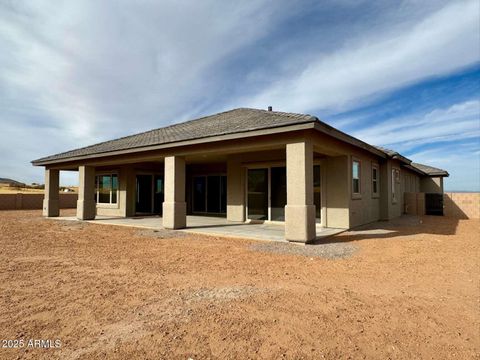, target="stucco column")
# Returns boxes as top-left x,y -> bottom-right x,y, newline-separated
163,156 -> 186,229
43,168 -> 59,217
227,157 -> 245,222
285,140 -> 316,243
77,165 -> 96,220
